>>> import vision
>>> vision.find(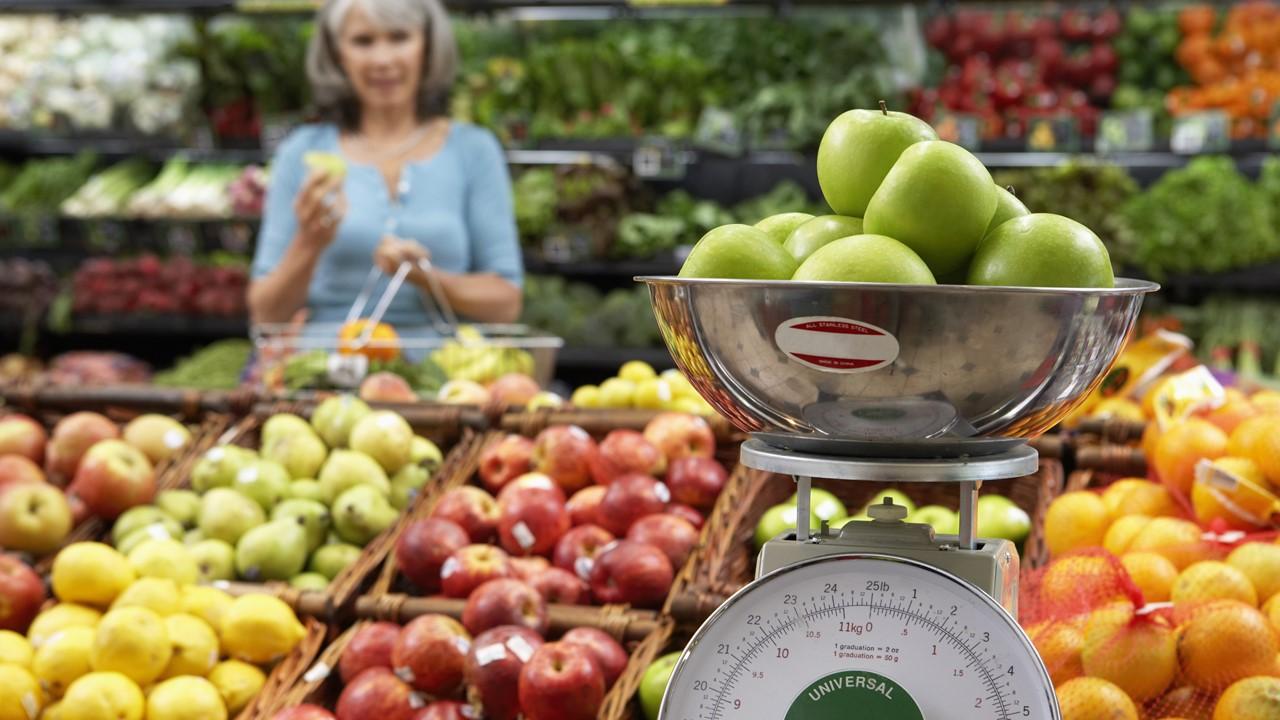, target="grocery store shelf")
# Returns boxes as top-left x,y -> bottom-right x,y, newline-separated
556,345 -> 673,370
1150,263 -> 1280,298
59,314 -> 249,338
